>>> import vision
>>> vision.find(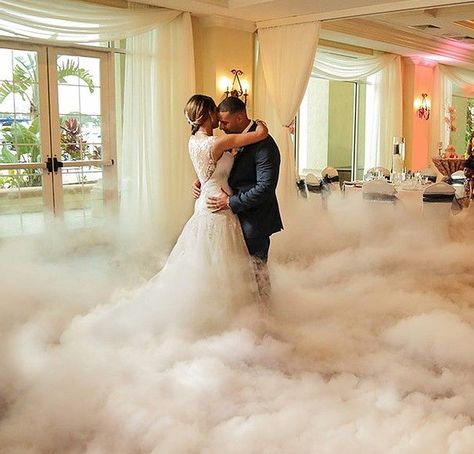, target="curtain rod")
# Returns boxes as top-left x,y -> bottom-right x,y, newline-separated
0,35 -> 126,53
